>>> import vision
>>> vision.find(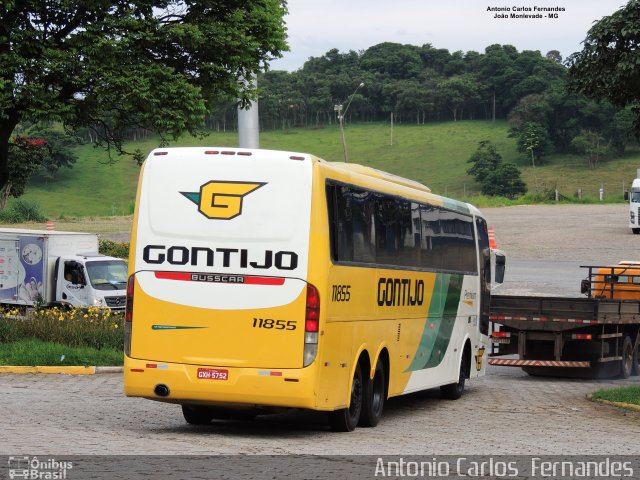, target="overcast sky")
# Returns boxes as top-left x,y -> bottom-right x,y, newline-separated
269,0 -> 624,71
